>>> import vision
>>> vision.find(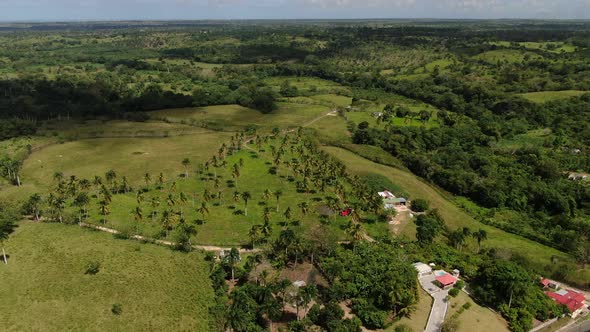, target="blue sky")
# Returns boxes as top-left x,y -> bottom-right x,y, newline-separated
0,0 -> 589,21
